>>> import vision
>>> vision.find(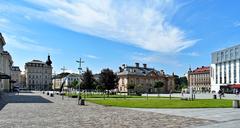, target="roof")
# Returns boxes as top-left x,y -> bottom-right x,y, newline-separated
11,66 -> 21,71
52,72 -> 70,79
117,64 -> 171,77
191,66 -> 210,74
